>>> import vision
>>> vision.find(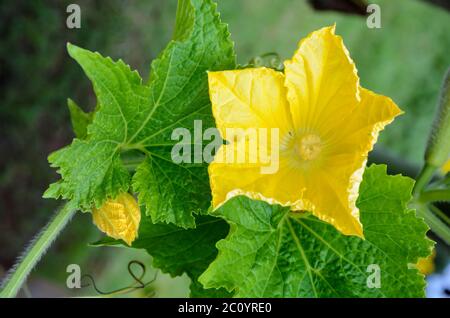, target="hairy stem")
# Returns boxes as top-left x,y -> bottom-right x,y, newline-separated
0,204 -> 76,298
